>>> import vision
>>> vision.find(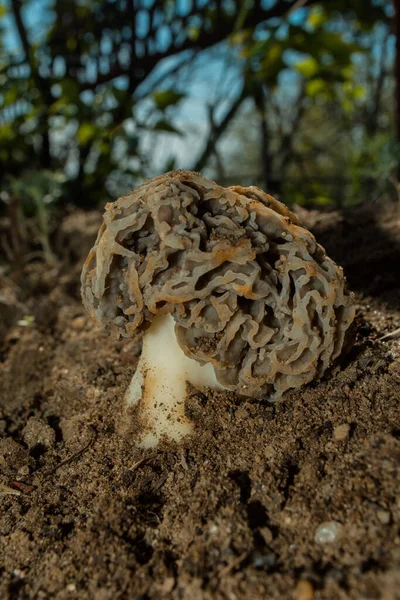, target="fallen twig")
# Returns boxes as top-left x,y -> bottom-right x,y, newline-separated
219,551 -> 248,578
0,483 -> 21,497
378,327 -> 400,342
41,429 -> 97,481
128,457 -> 150,472
10,481 -> 36,495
